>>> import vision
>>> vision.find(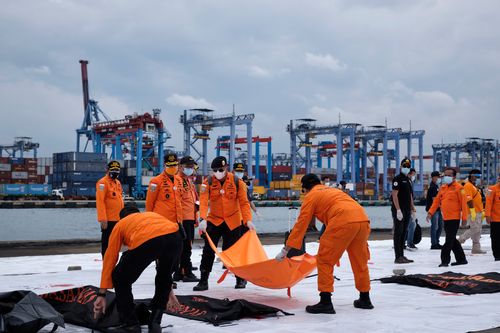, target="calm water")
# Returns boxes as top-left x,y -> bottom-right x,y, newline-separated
0,206 -> 432,242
